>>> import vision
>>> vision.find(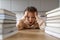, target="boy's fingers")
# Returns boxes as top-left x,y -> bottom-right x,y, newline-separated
24,11 -> 28,17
